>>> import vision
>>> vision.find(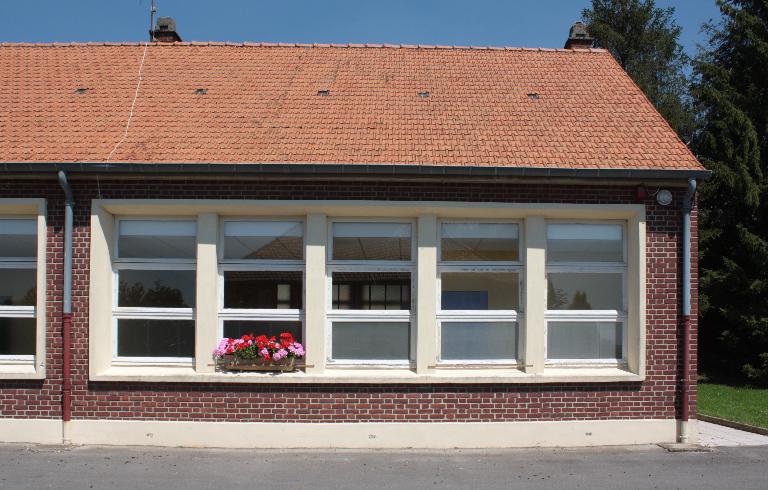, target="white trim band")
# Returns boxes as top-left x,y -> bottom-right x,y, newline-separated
0,418 -> 688,448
